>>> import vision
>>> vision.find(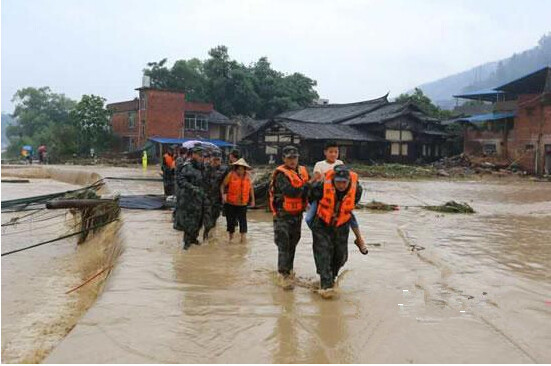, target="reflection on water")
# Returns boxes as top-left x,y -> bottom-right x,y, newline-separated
16,168 -> 548,363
